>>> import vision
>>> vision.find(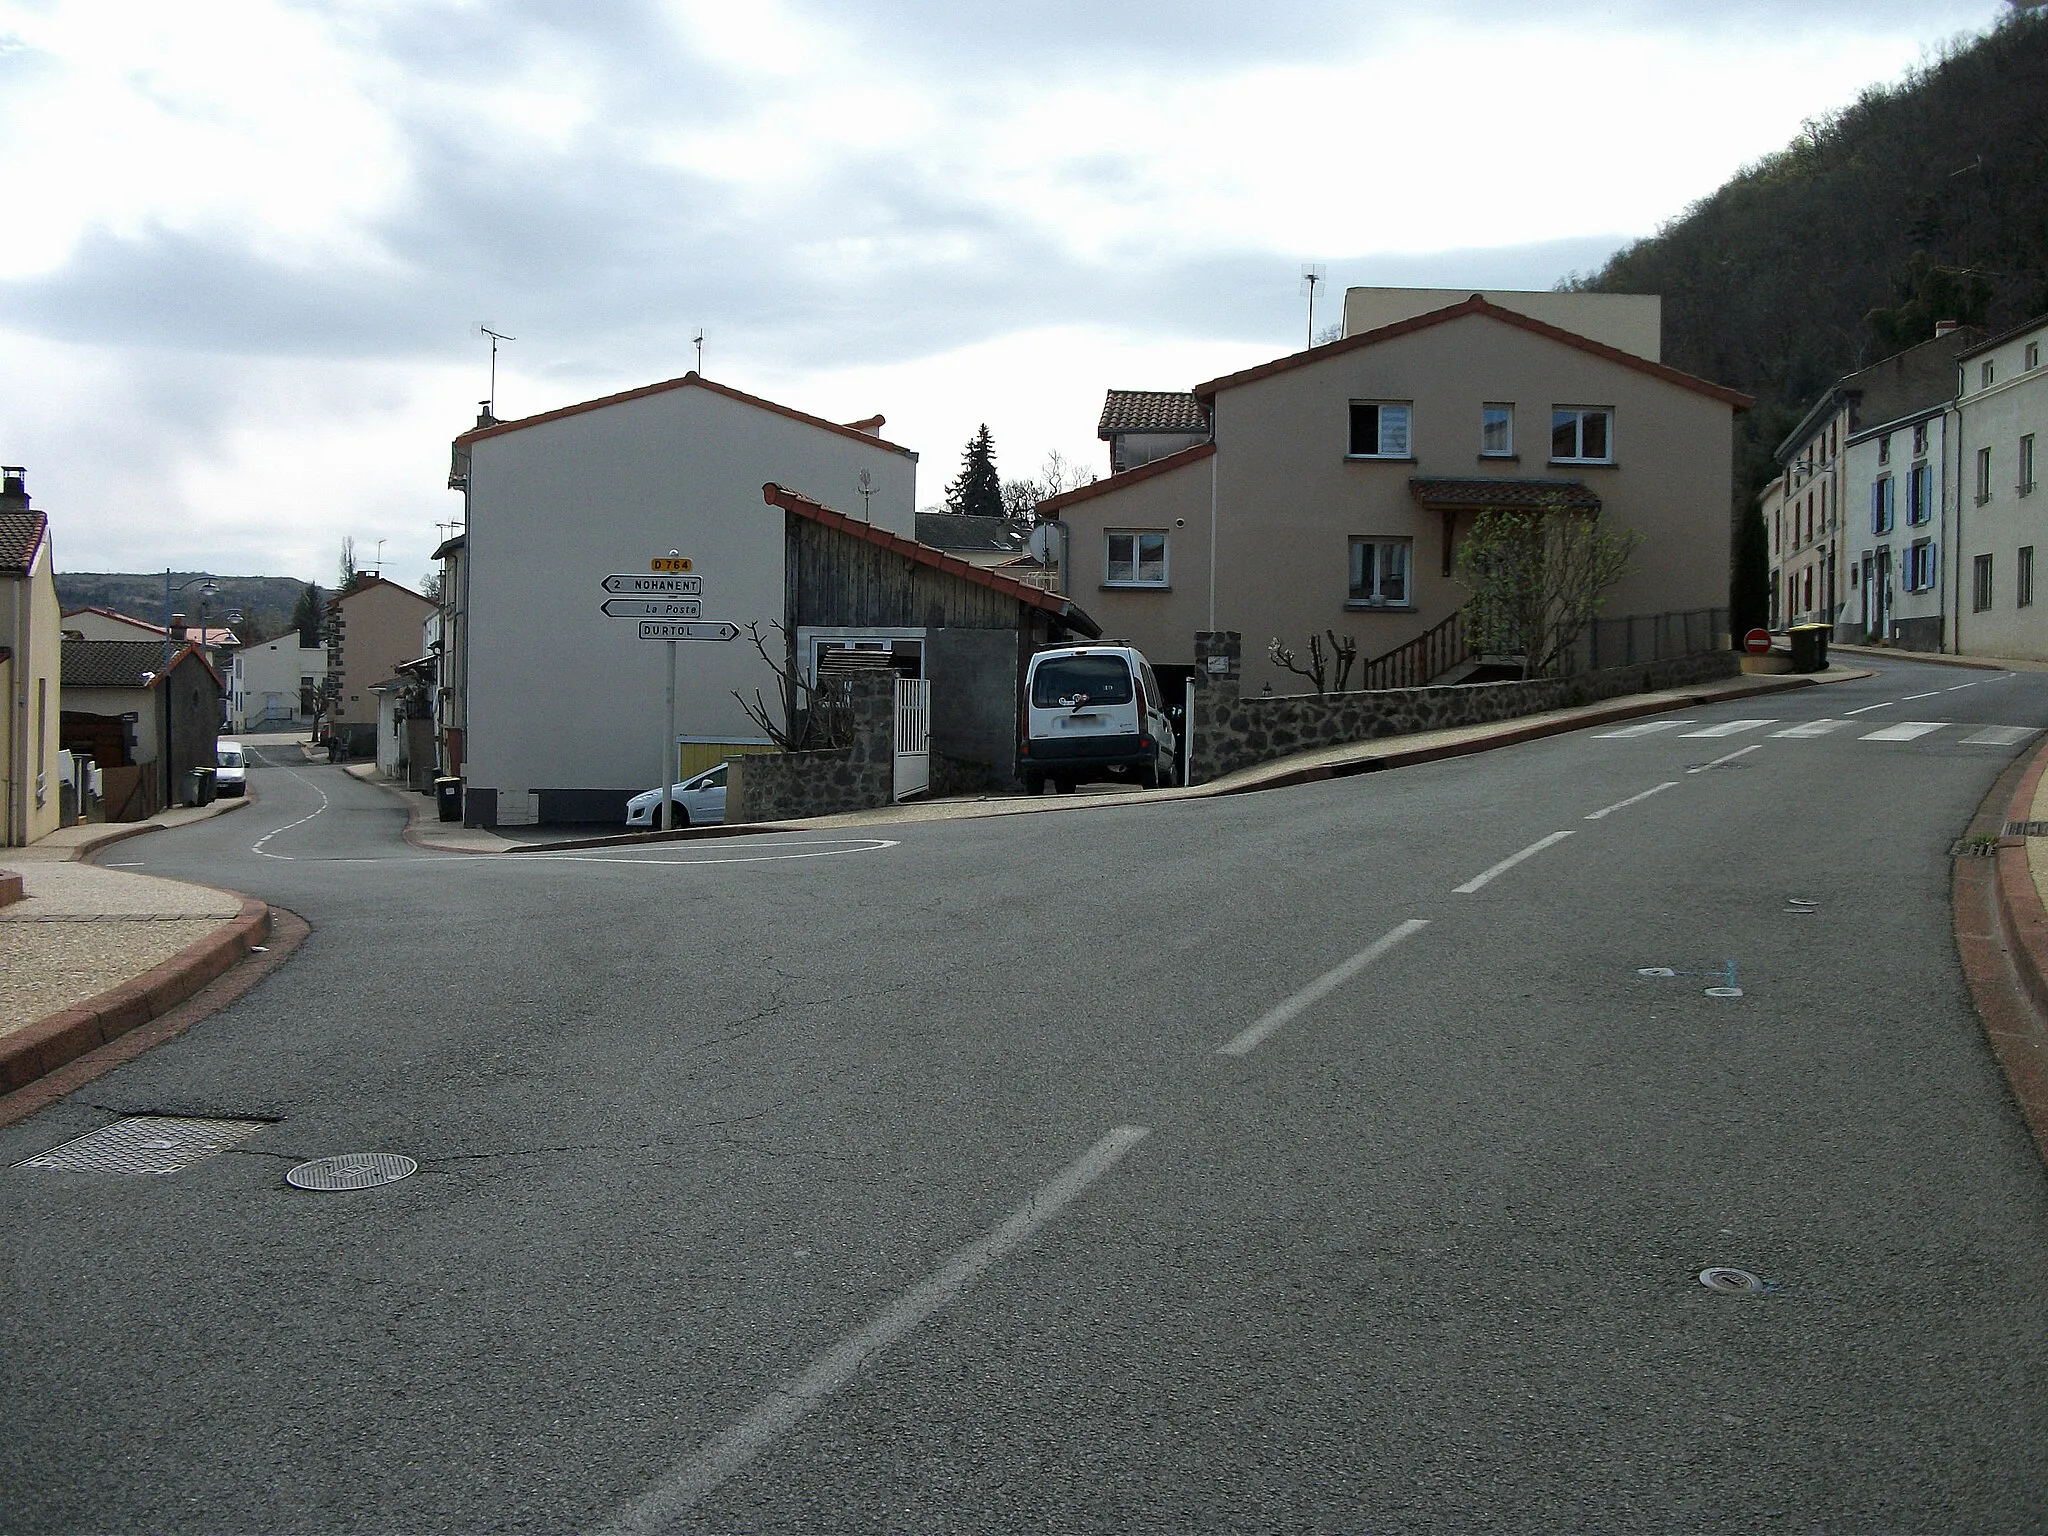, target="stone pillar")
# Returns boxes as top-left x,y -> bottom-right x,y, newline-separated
1190,630 -> 1241,784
